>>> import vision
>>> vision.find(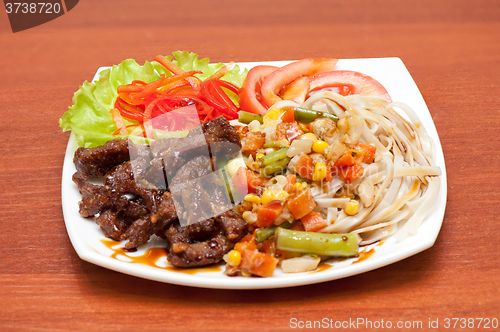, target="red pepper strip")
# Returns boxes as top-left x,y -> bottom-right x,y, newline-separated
156,71 -> 202,90
205,62 -> 234,81
154,55 -> 201,90
200,81 -> 229,111
212,84 -> 238,111
118,72 -> 199,105
132,74 -> 166,99
201,80 -> 238,113
109,108 -> 129,135
215,79 -> 240,94
118,92 -> 146,106
143,95 -> 198,137
115,96 -> 145,112
159,80 -> 192,94
170,85 -> 199,96
218,107 -> 239,120
115,99 -> 145,122
117,84 -> 145,94
156,102 -> 169,114
154,55 -> 185,75
185,76 -> 201,91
